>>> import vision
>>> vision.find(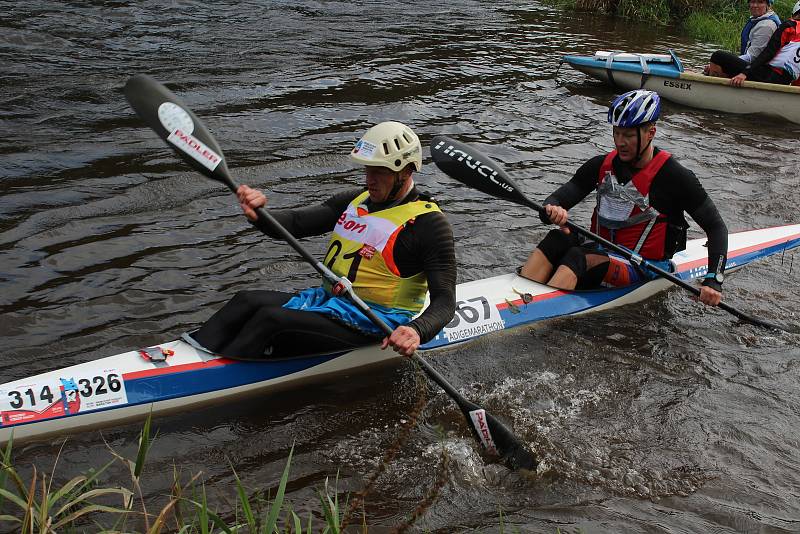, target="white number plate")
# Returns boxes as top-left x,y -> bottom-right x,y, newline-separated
0,369 -> 128,426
